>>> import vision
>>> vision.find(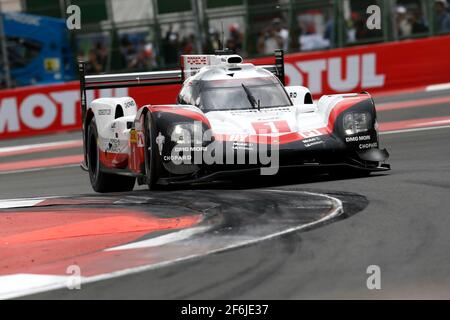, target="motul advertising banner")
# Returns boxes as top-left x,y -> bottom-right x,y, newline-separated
0,82 -> 180,139
1,35 -> 450,140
